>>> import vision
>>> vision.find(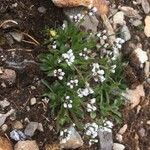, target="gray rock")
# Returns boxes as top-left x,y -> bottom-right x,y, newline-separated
38,6 -> 47,14
64,7 -> 99,33
9,32 -> 23,42
142,0 -> 150,14
10,130 -> 26,141
132,19 -> 142,27
121,25 -> 131,41
24,122 -> 39,137
0,99 -> 10,108
60,126 -> 83,149
98,130 -> 113,150
138,128 -> 146,137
